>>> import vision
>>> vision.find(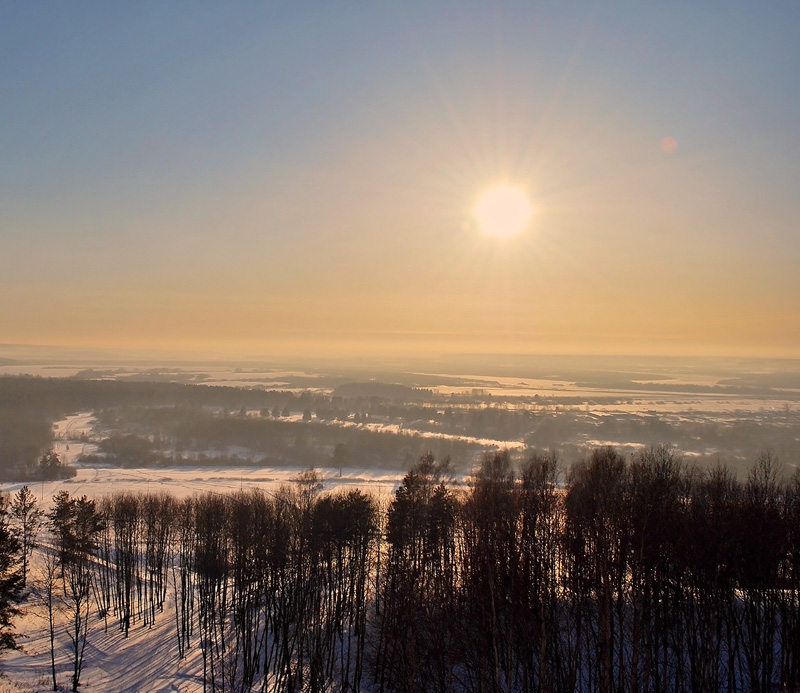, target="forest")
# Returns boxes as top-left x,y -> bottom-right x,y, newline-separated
2,373 -> 799,481
0,446 -> 798,692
